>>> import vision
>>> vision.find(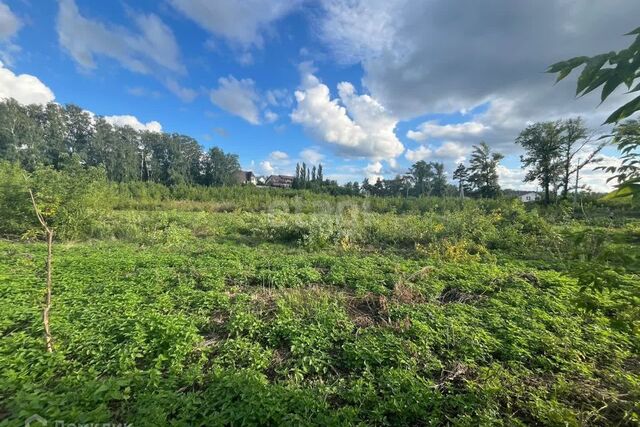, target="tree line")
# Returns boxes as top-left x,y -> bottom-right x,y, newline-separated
359,142 -> 504,199
0,99 -> 240,187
